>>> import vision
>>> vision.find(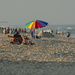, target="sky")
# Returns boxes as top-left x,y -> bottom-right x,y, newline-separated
0,0 -> 75,26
